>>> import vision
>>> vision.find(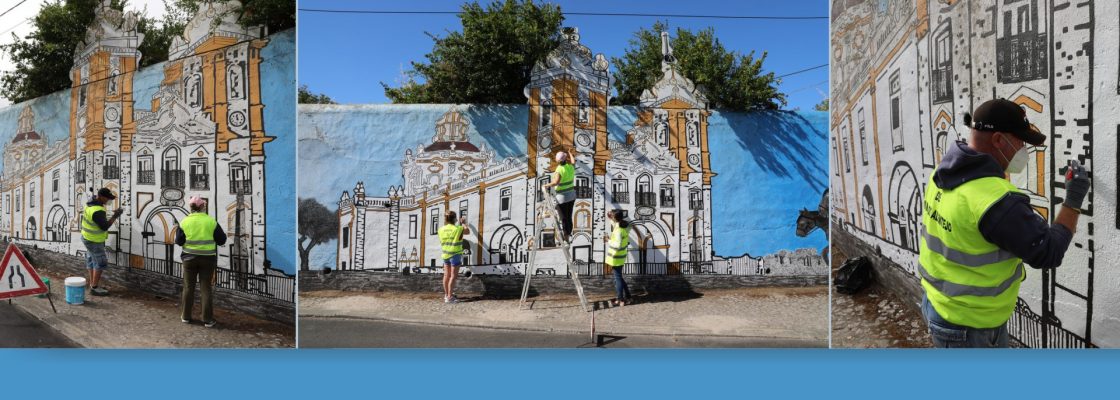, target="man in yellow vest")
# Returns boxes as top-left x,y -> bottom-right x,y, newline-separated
541,150 -> 576,242
438,210 -> 469,303
81,188 -> 122,296
919,99 -> 1090,347
604,209 -> 632,306
174,196 -> 227,327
